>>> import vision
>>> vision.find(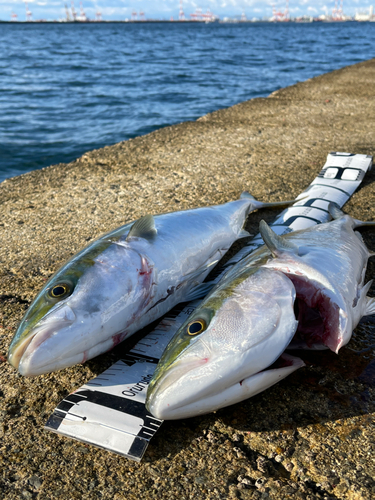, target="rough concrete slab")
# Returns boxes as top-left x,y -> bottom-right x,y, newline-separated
1,58 -> 375,500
